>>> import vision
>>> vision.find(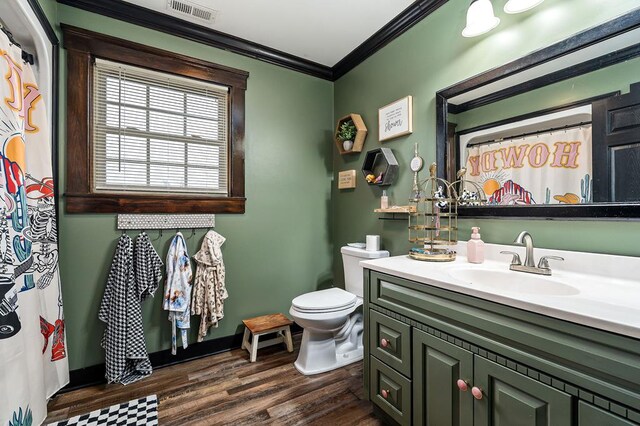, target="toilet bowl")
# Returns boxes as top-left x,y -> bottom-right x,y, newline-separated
290,246 -> 389,375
